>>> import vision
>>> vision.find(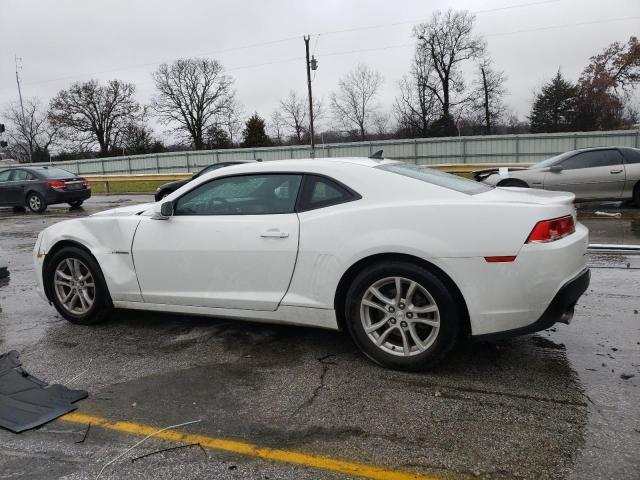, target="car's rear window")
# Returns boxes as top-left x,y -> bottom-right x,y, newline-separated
34,167 -> 76,179
377,163 -> 492,195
